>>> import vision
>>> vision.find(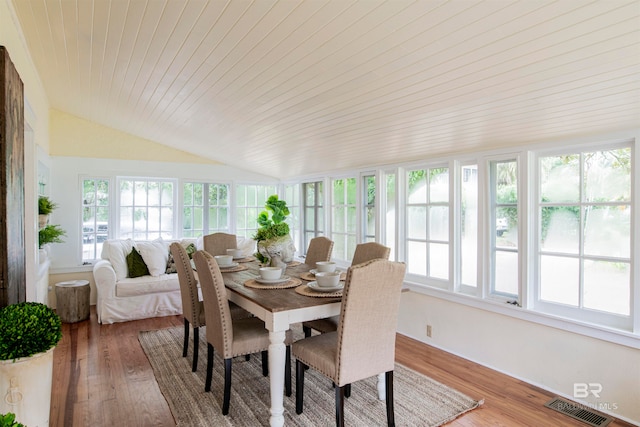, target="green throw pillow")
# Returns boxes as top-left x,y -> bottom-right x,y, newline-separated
185,243 -> 196,259
127,247 -> 150,278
